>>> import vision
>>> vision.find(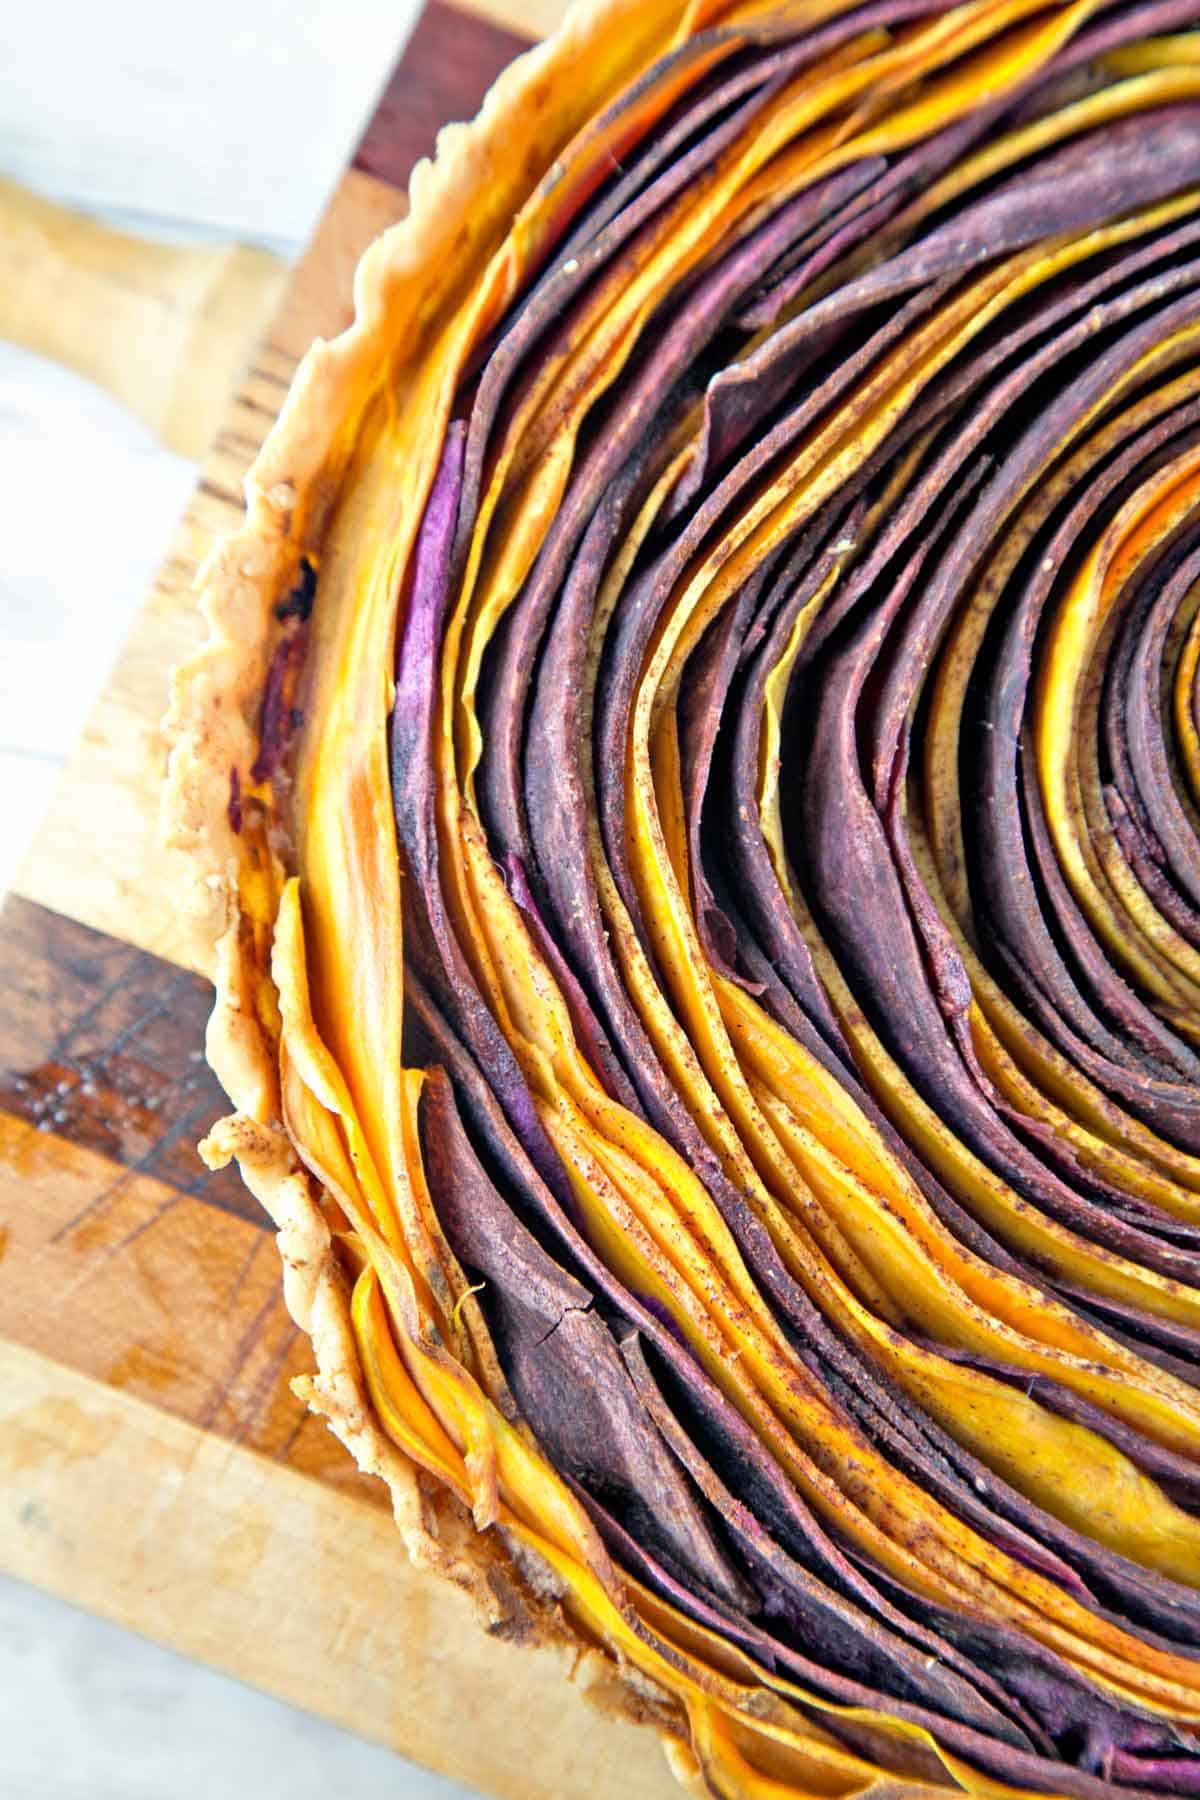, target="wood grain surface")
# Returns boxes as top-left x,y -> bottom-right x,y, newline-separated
0,178 -> 288,459
0,3 -> 677,1794
0,1345 -> 671,1800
